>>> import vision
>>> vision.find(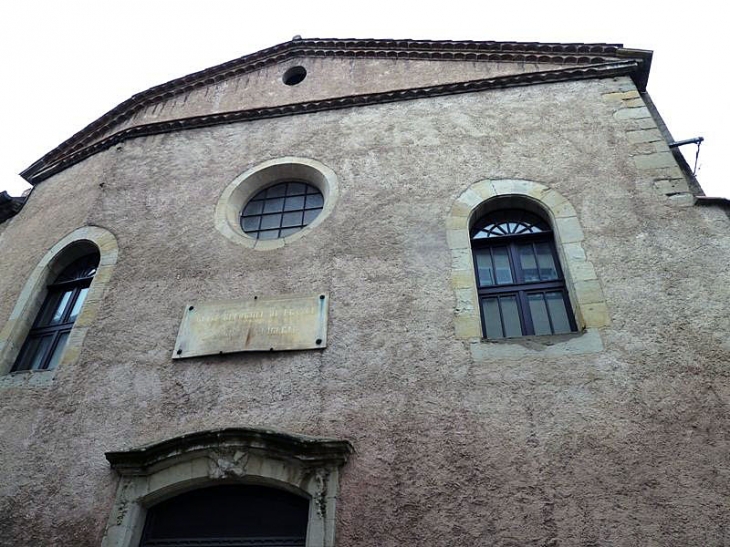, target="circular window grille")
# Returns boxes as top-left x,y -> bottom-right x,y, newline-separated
240,181 -> 324,240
